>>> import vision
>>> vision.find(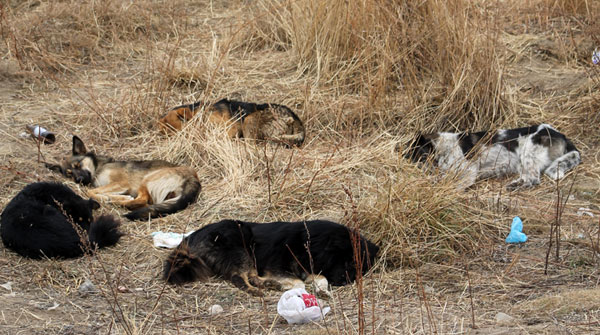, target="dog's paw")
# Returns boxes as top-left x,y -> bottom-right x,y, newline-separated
506,179 -> 523,191
544,167 -> 565,180
247,288 -> 264,297
261,279 -> 283,291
